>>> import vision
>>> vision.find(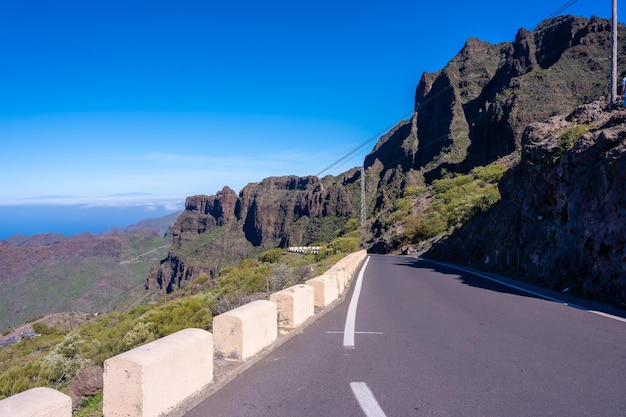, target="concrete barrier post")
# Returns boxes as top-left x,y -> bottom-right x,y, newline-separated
269,284 -> 314,328
327,266 -> 346,294
0,387 -> 71,417
343,250 -> 366,283
103,328 -> 213,417
305,274 -> 339,307
213,300 -> 278,361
